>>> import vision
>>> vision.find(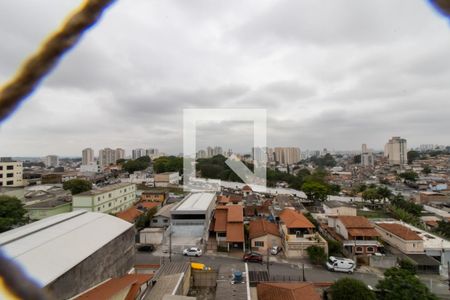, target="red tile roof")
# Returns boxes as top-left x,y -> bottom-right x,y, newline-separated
214,207 -> 228,232
138,202 -> 160,209
347,228 -> 380,238
242,185 -> 253,191
75,274 -> 153,300
338,216 -> 373,229
279,209 -> 315,229
227,205 -> 244,222
257,282 -> 321,300
249,219 -> 280,239
116,207 -> 143,223
376,223 -> 422,241
226,222 -> 245,242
